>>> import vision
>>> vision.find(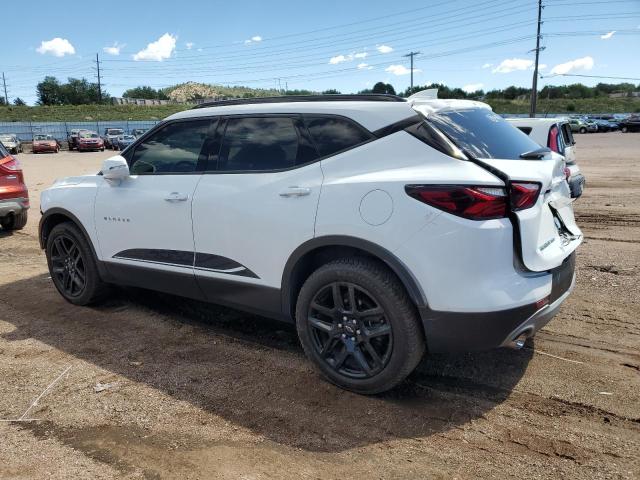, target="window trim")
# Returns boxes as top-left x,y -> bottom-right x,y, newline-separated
125,117 -> 218,176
